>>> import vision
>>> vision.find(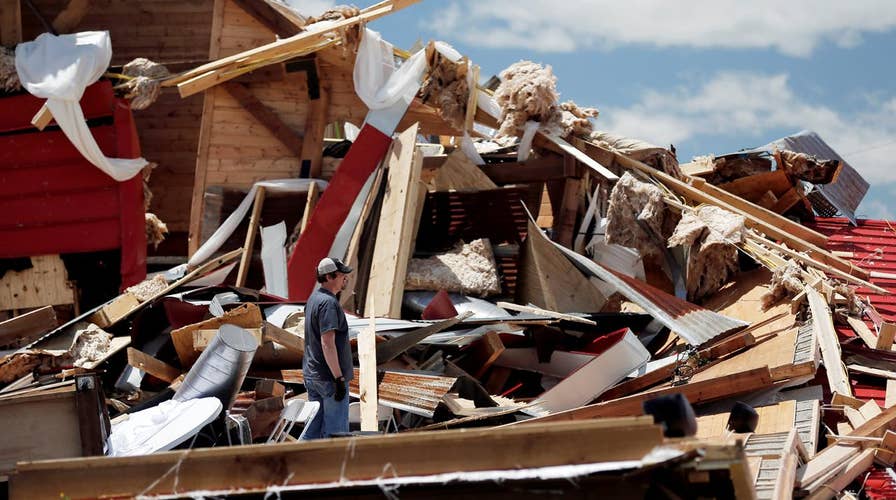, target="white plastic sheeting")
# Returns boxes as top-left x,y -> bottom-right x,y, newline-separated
15,31 -> 148,181
354,28 -> 426,112
260,221 -> 288,298
168,179 -> 326,280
